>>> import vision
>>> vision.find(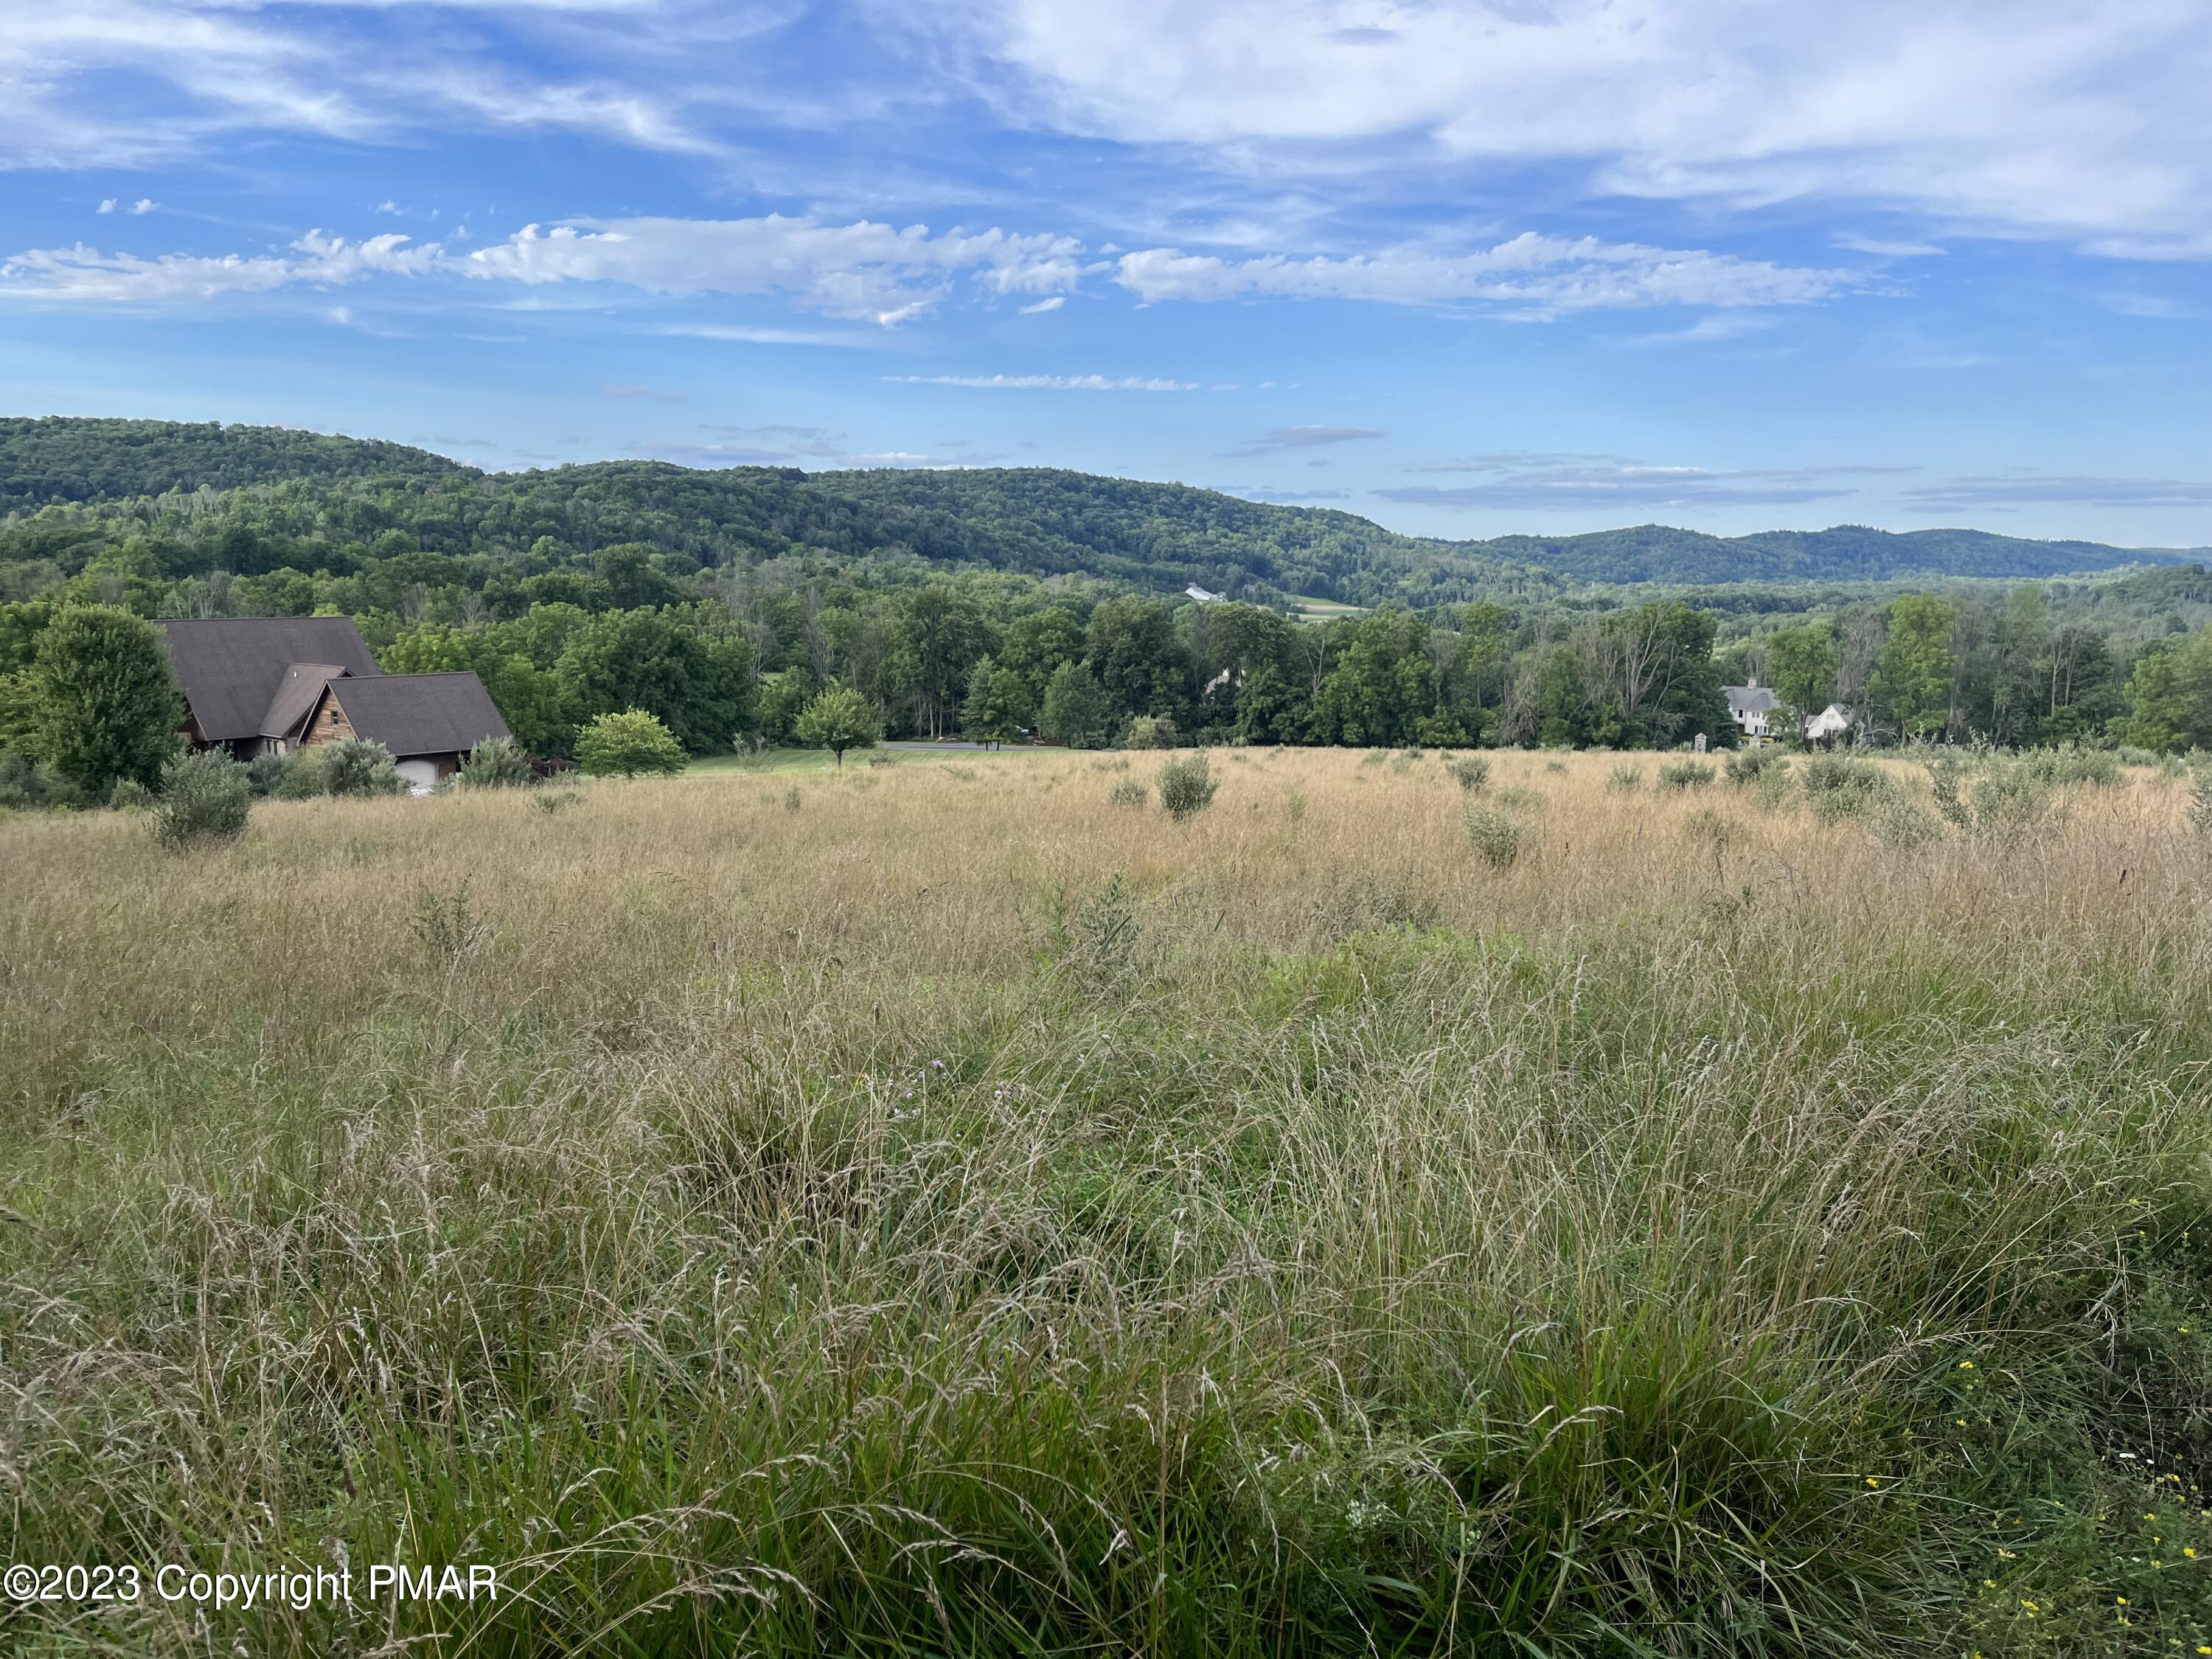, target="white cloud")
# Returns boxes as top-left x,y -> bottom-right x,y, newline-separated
128,198 -> 156,214
1225,425 -> 1386,456
96,198 -> 115,214
1834,233 -> 1947,258
886,372 -> 1194,390
0,230 -> 438,302
1116,232 -> 1852,316
1018,294 -> 1065,313
957,0 -> 2212,257
460,215 -> 1083,321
